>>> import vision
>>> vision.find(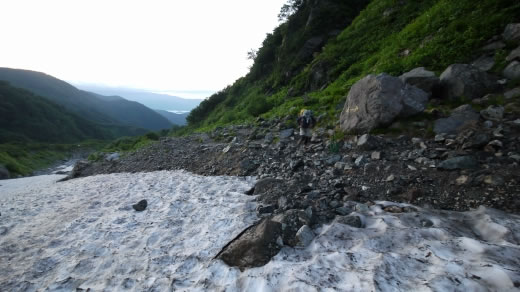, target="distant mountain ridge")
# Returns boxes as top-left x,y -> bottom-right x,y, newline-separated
0,67 -> 173,131
0,81 -> 132,143
75,84 -> 203,112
